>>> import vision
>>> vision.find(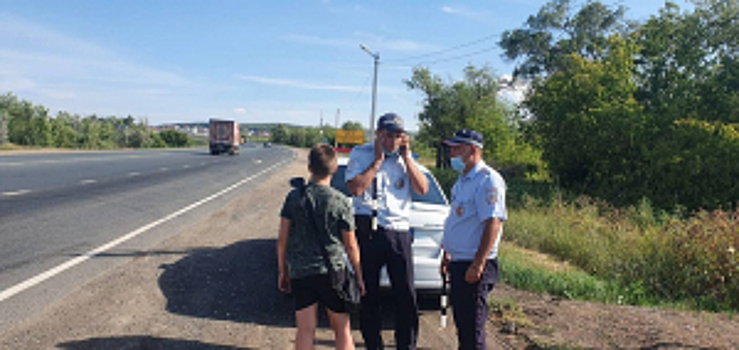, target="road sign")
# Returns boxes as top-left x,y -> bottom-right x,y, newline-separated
336,130 -> 365,145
